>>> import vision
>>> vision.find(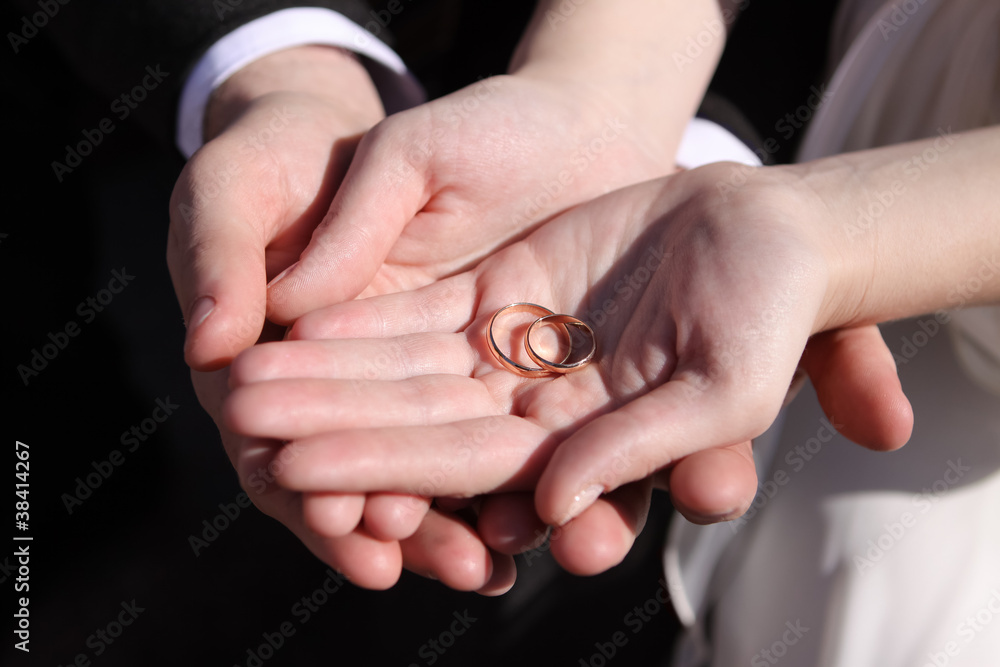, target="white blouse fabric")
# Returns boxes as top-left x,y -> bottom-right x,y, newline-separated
667,1 -> 1000,665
